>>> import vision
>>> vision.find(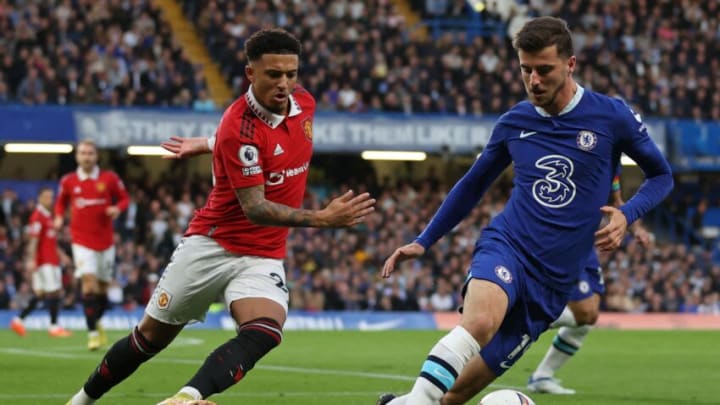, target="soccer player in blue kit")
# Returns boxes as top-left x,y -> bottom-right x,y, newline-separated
378,16 -> 673,405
